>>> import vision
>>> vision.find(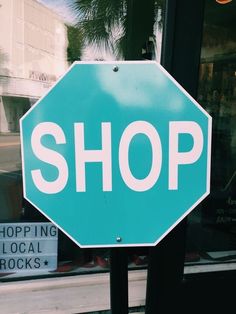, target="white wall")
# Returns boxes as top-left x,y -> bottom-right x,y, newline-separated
0,0 -> 68,81
0,0 -> 69,132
